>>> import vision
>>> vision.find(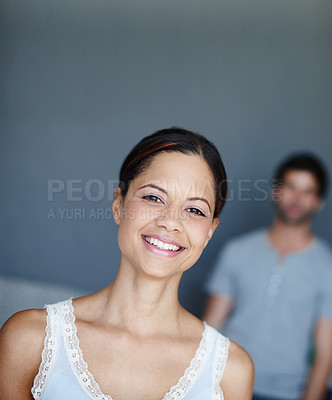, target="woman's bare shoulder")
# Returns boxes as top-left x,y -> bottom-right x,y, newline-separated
220,339 -> 255,400
0,308 -> 47,398
0,308 -> 47,346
